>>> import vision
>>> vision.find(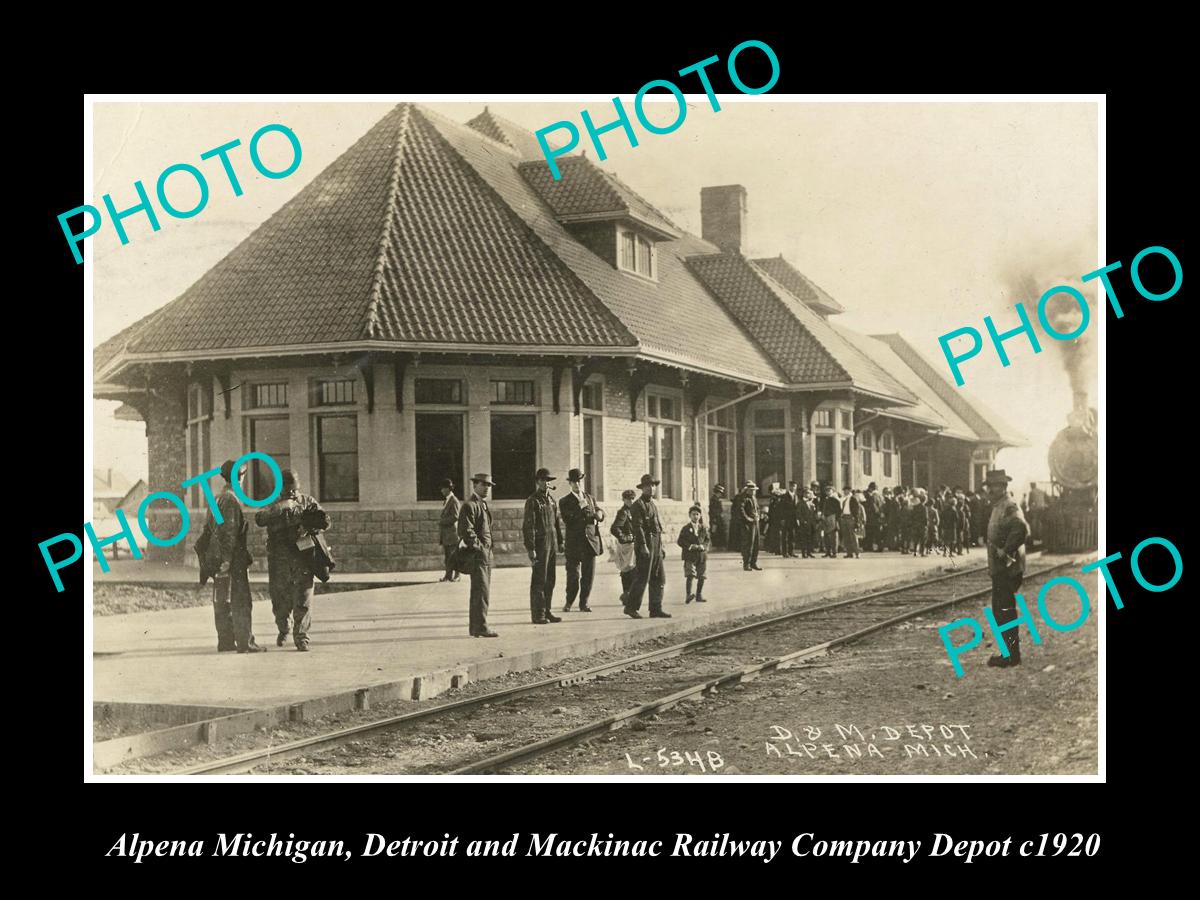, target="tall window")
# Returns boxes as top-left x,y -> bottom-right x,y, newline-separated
840,437 -> 852,488
881,430 -> 894,478
186,383 -> 212,508
415,378 -> 466,500
491,414 -> 537,500
859,428 -> 874,477
706,403 -> 735,497
581,378 -> 604,500
816,435 -> 834,486
647,391 -> 681,500
249,417 -> 290,502
416,414 -> 464,501
750,404 -> 788,496
316,415 -> 358,501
